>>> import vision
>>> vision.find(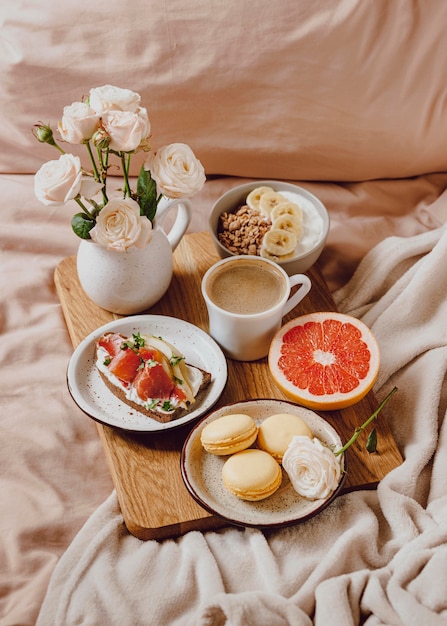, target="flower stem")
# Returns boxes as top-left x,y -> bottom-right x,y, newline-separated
74,196 -> 95,221
86,141 -> 100,181
96,145 -> 109,204
334,386 -> 398,457
102,149 -> 109,202
121,153 -> 132,198
85,197 -> 102,217
86,142 -> 108,206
